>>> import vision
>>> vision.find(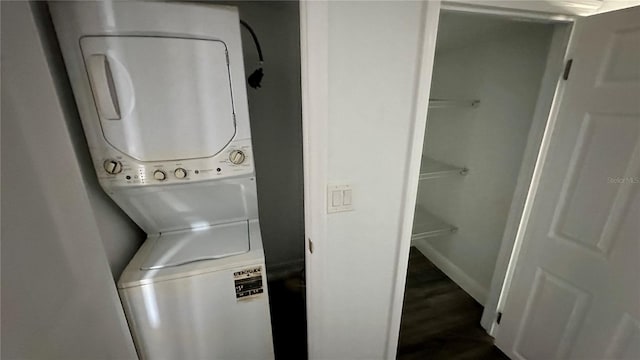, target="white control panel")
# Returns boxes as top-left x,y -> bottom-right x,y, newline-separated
95,138 -> 254,187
